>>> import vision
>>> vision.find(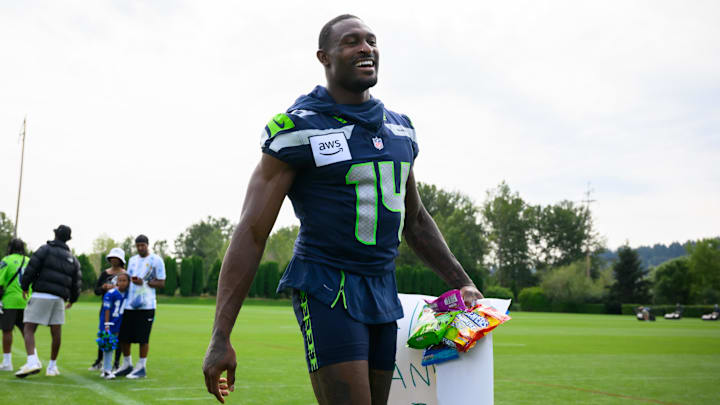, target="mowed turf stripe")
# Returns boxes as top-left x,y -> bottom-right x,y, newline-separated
3,379 -> 85,388
500,378 -> 685,405
62,371 -> 144,405
11,347 -> 142,405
